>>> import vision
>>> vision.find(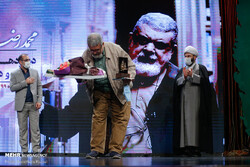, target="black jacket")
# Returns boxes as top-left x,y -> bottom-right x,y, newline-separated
145,63 -> 178,154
